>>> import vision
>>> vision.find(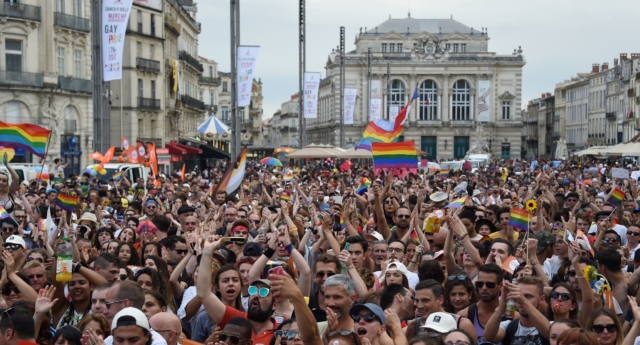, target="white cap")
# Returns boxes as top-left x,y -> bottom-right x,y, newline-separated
385,262 -> 408,277
434,250 -> 444,259
421,312 -> 457,332
364,231 -> 384,242
276,188 -> 284,194
111,307 -> 149,332
5,235 -> 25,249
